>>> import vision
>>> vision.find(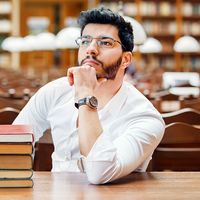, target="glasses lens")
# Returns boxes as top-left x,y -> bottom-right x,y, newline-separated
76,37 -> 91,47
76,36 -> 121,48
98,38 -> 114,48
81,37 -> 91,46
